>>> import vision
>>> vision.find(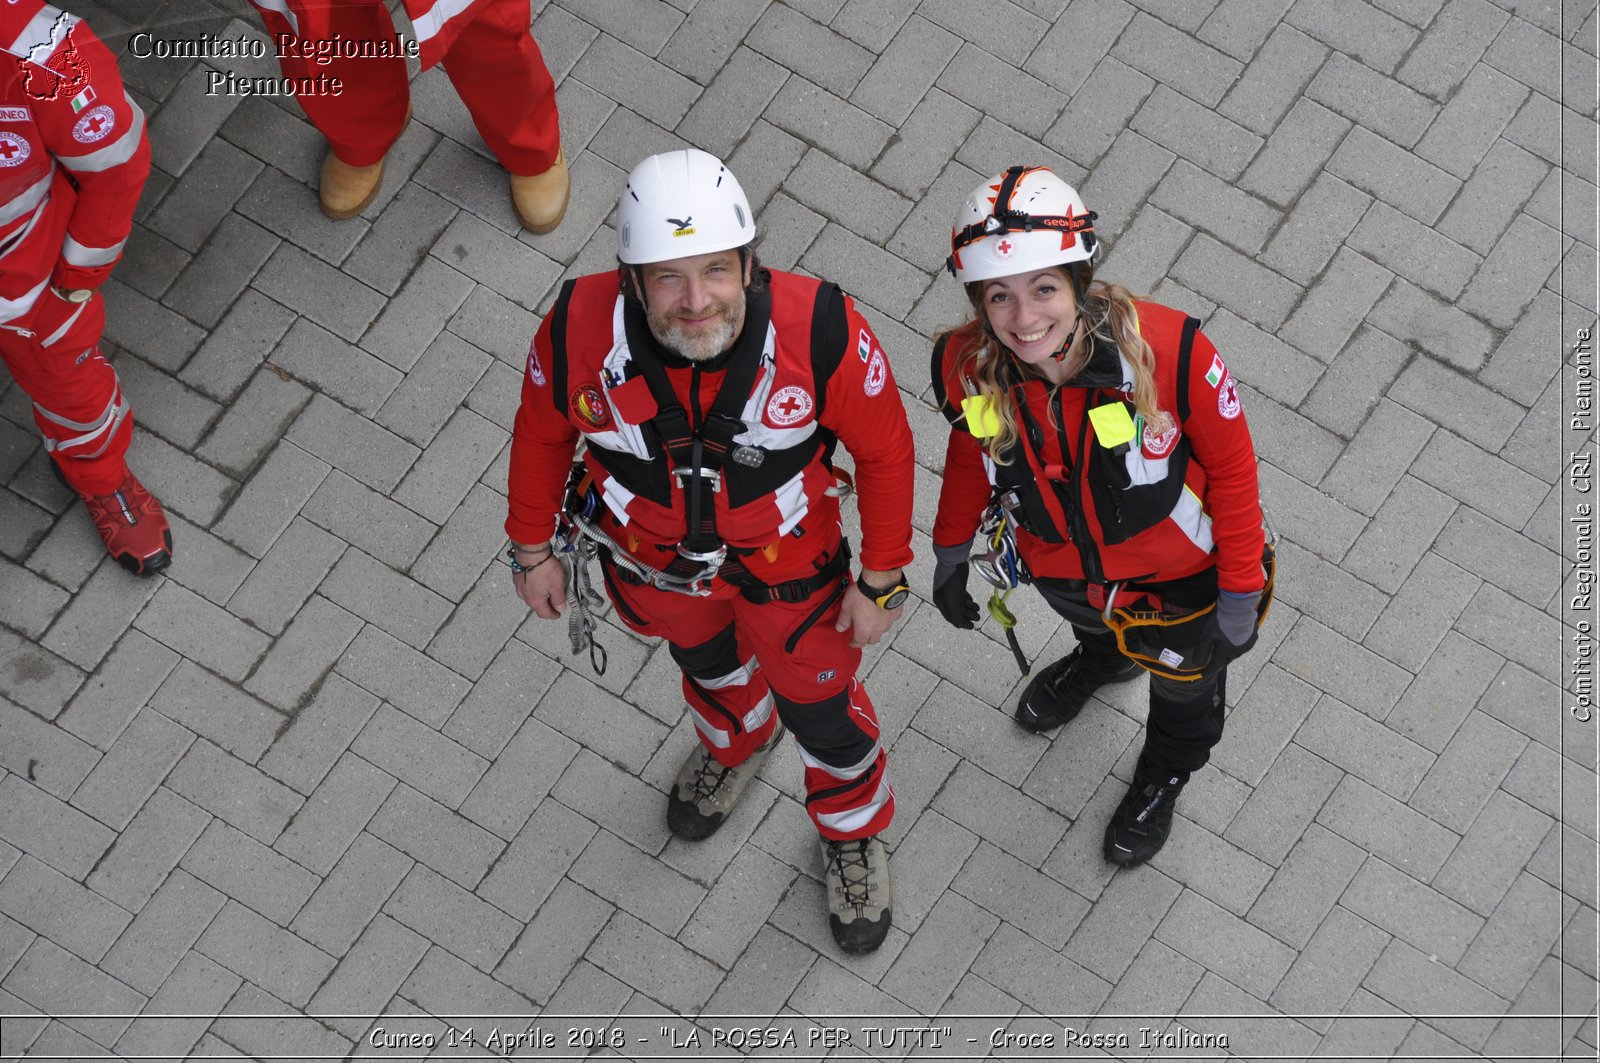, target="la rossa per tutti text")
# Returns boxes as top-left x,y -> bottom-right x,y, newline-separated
127,31 -> 416,97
